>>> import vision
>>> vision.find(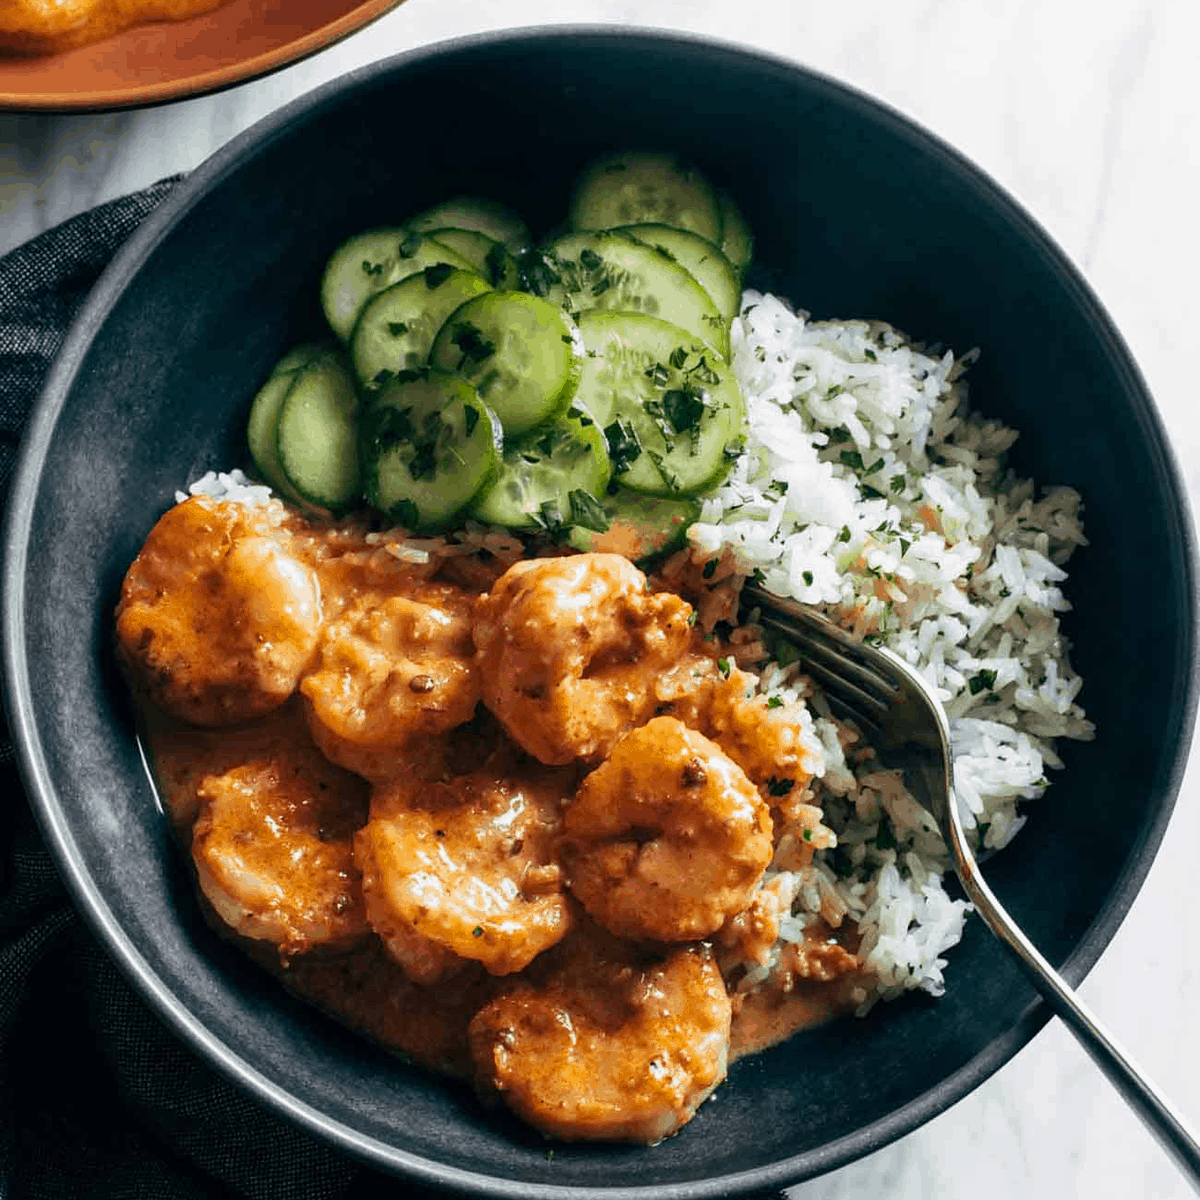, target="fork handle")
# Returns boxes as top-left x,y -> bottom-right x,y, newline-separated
957,857 -> 1200,1187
